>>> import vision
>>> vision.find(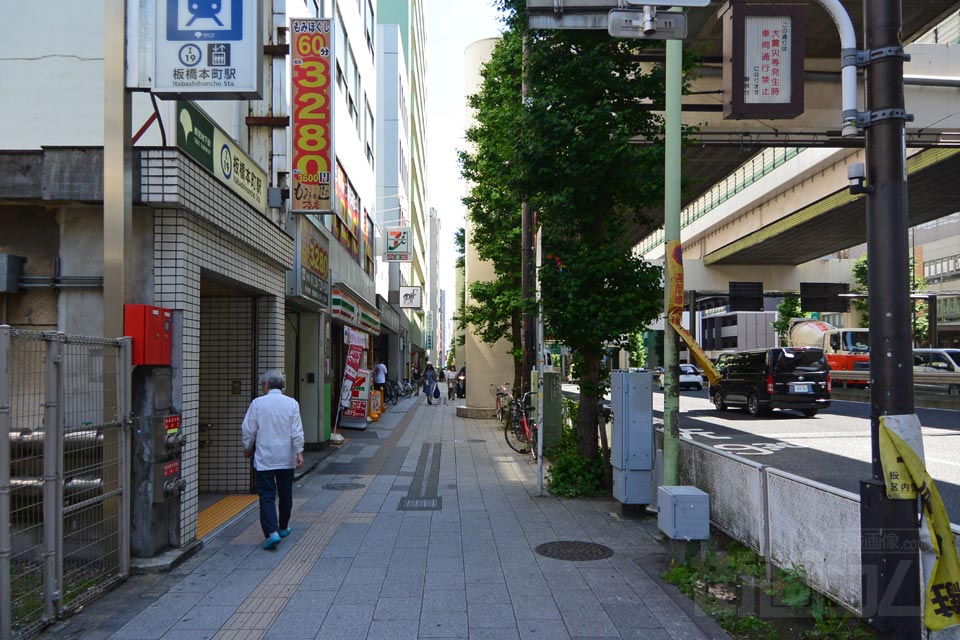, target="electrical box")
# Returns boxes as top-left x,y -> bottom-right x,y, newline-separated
610,370 -> 654,505
540,371 -> 562,450
0,254 -> 25,293
124,304 -> 173,366
658,486 -> 710,540
610,370 -> 653,470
